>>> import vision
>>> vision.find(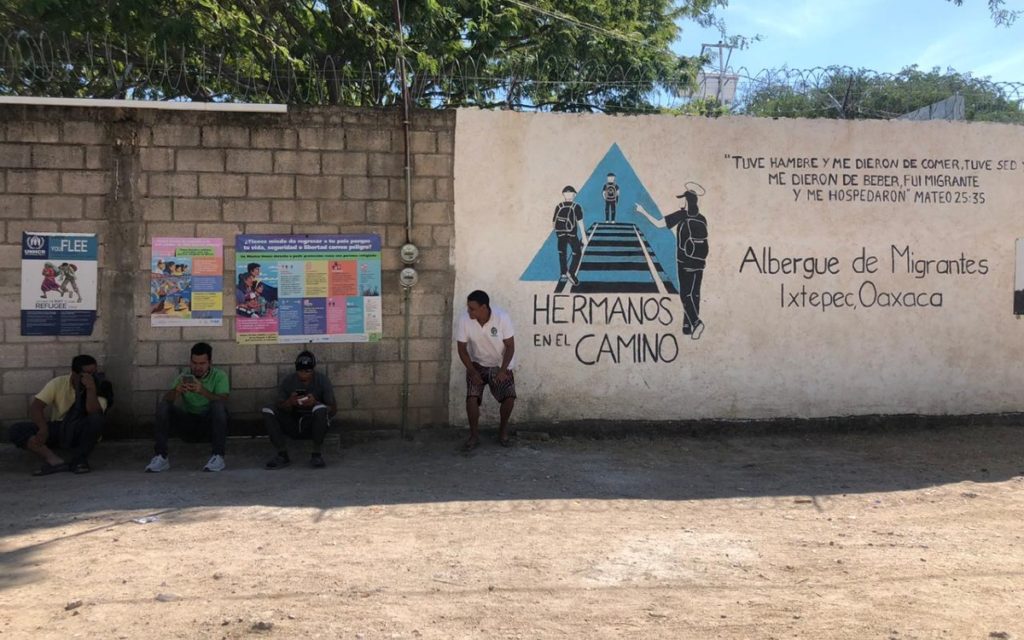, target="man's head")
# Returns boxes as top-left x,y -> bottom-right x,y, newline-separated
606,173 -> 616,183
247,263 -> 261,278
189,342 -> 213,378
680,190 -> 700,214
70,354 -> 98,387
295,350 -> 316,384
466,290 -> 491,323
561,185 -> 577,202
